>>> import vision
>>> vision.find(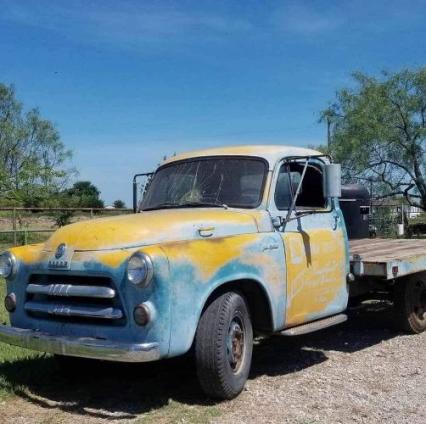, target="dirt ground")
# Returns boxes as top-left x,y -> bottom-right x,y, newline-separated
0,302 -> 424,424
